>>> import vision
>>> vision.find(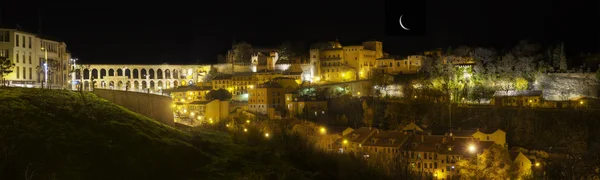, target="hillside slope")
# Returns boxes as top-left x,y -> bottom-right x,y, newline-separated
0,88 -> 314,180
